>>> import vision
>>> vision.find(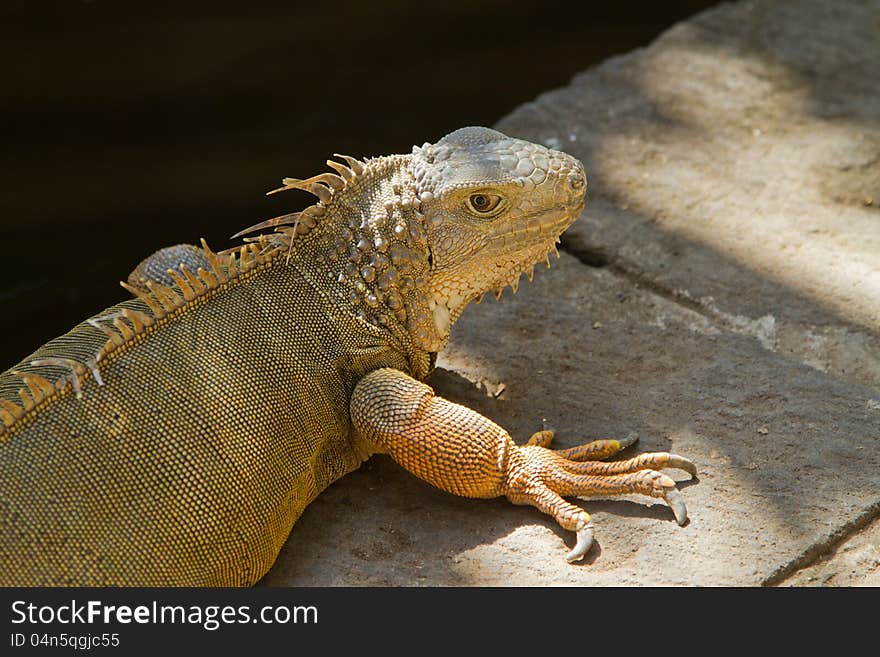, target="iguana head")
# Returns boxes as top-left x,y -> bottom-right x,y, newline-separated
411,127 -> 586,341
240,126 -> 585,359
